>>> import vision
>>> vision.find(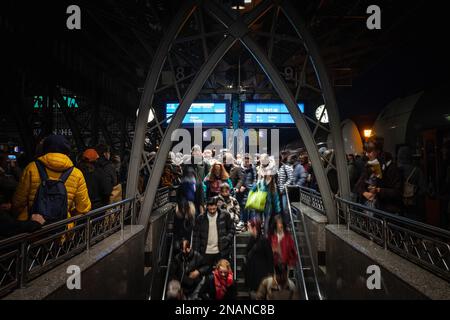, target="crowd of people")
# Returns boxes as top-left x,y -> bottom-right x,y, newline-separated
163,145 -> 307,301
0,135 -> 123,239
1,132 -> 442,300
349,139 -> 430,222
